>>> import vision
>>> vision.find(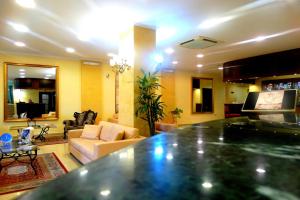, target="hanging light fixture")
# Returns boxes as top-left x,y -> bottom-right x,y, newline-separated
109,55 -> 131,73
